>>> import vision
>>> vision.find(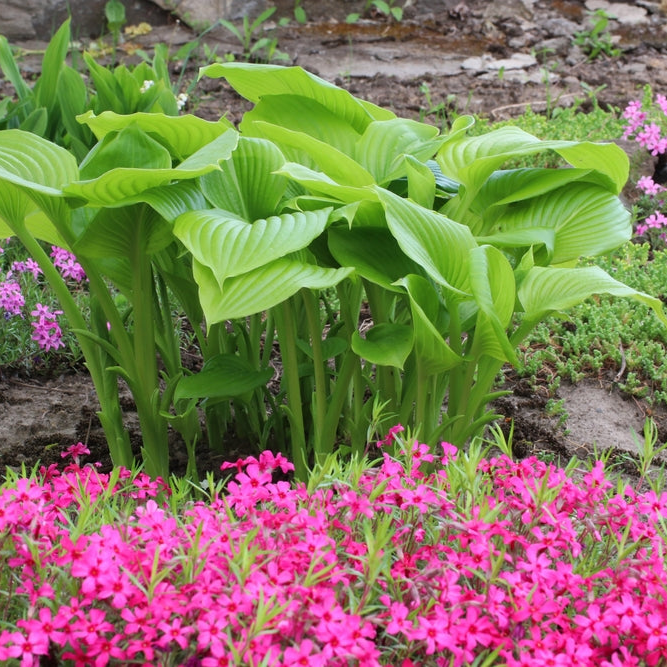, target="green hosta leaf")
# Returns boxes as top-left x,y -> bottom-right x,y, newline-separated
518,265 -> 667,328
200,136 -> 287,221
74,204 -> 173,258
241,95 -> 363,158
275,163 -> 378,204
194,257 -> 353,322
174,354 -> 274,401
141,181 -> 208,223
468,245 -> 517,363
78,110 -> 233,159
489,182 -> 631,265
0,130 -> 78,230
0,129 -> 78,193
79,124 -> 173,180
438,127 -> 629,218
354,119 -> 441,184
65,130 -> 238,207
399,274 -> 462,373
199,63 -> 394,132
328,226 -> 425,291
176,208 -> 332,286
376,187 -> 475,296
249,120 -> 374,187
352,323 -> 413,369
405,156 -> 436,209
